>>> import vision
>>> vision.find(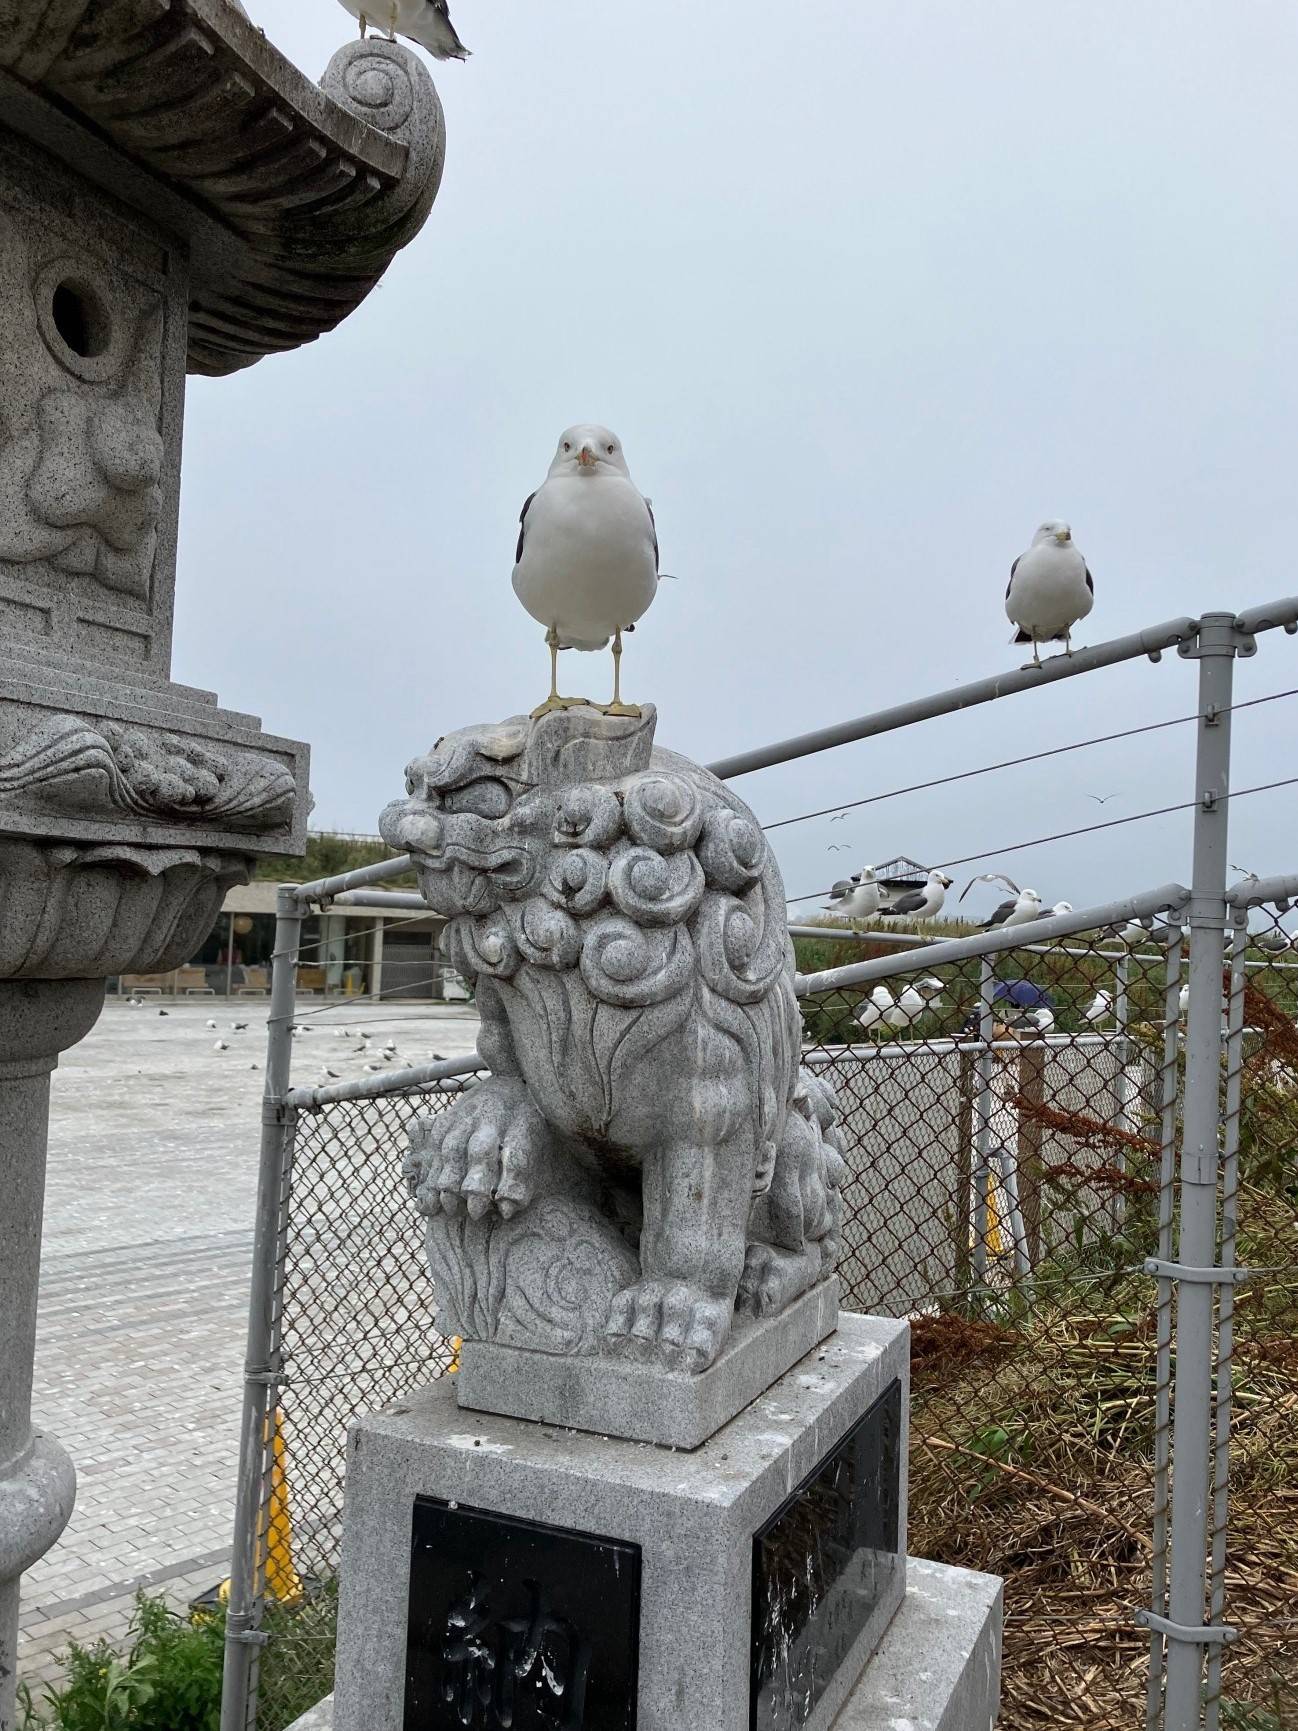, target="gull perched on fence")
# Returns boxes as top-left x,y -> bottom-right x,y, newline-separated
1037,899 -> 1073,922
981,887 -> 1043,930
884,978 -> 946,1031
337,0 -> 471,58
855,985 -> 895,1034
513,424 -> 660,718
1005,520 -> 1094,667
822,867 -> 880,920
1084,989 -> 1114,1027
876,869 -> 953,921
